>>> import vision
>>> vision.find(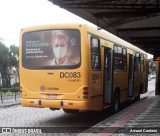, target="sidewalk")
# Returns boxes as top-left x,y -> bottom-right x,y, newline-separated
80,93 -> 160,136
0,100 -> 20,108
